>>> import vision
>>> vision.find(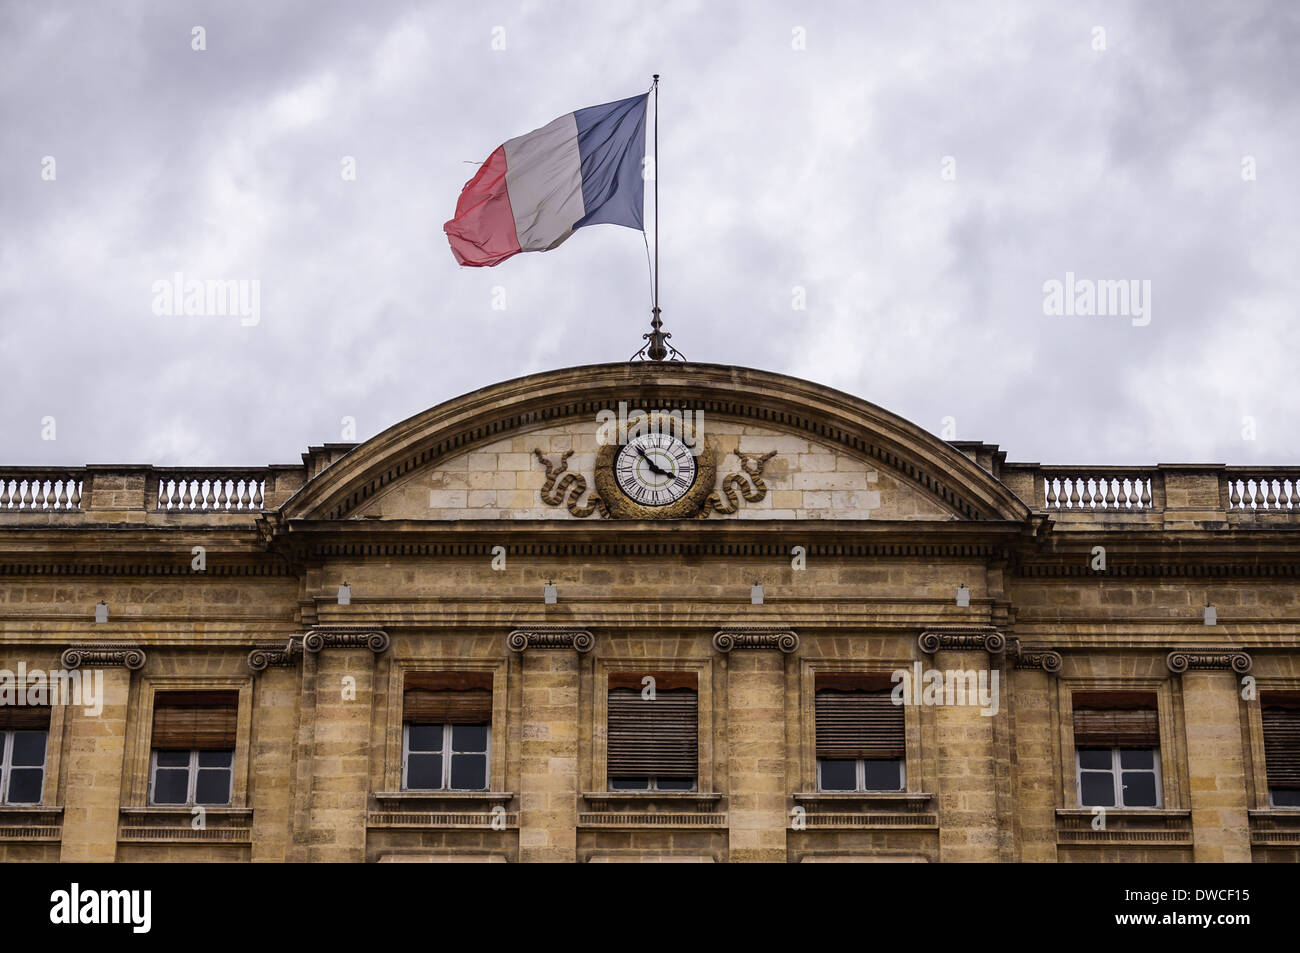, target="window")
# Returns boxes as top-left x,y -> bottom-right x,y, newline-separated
607,672 -> 698,792
402,672 -> 492,791
1072,691 -> 1161,808
149,691 -> 237,806
1261,692 -> 1300,808
1076,748 -> 1162,808
815,674 -> 905,792
150,750 -> 233,805
0,706 -> 50,805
